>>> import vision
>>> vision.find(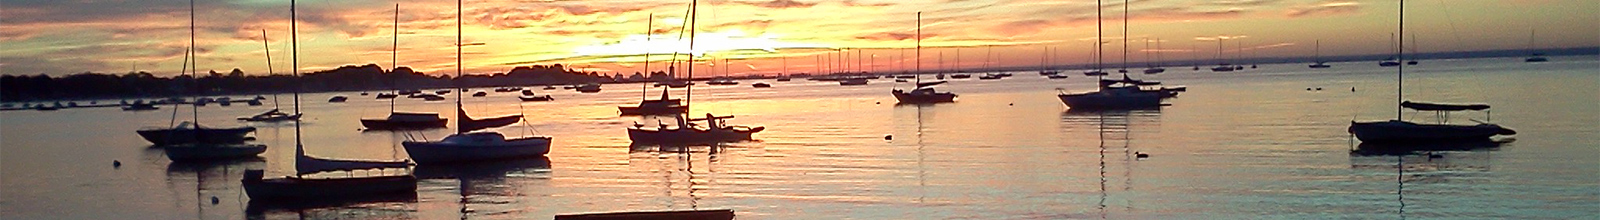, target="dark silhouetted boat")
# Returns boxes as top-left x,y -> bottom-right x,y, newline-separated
139,3 -> 254,146
1348,0 -> 1516,147
628,0 -> 763,145
402,5 -> 552,165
